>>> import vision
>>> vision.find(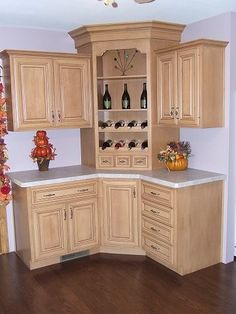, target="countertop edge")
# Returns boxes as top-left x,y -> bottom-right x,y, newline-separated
10,171 -> 226,189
